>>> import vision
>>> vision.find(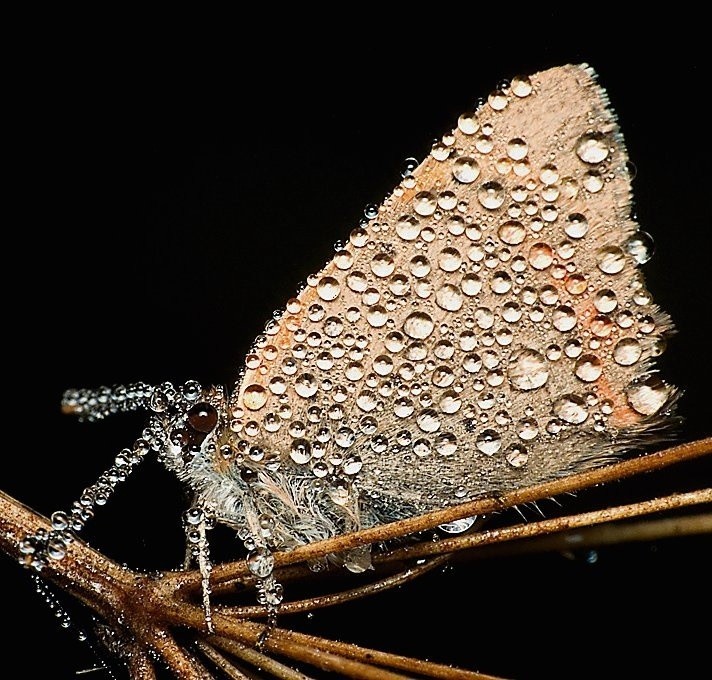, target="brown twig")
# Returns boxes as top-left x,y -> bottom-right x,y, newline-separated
169,437 -> 712,592
1,437 -> 710,679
